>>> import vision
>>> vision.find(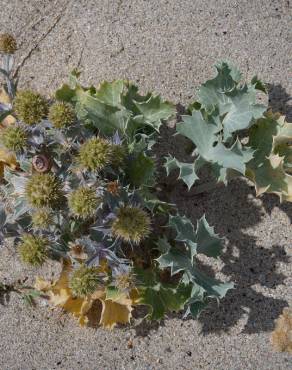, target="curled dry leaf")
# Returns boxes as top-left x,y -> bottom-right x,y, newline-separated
35,260 -> 137,328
